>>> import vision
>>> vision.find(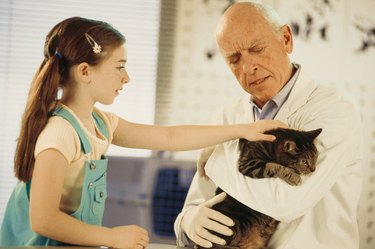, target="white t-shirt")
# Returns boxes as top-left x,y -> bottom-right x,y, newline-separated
34,104 -> 119,213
